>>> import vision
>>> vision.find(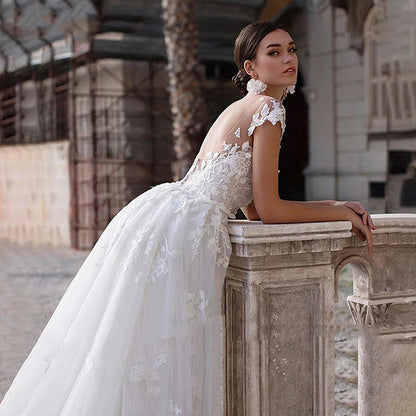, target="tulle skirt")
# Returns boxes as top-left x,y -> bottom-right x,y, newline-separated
0,181 -> 231,416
